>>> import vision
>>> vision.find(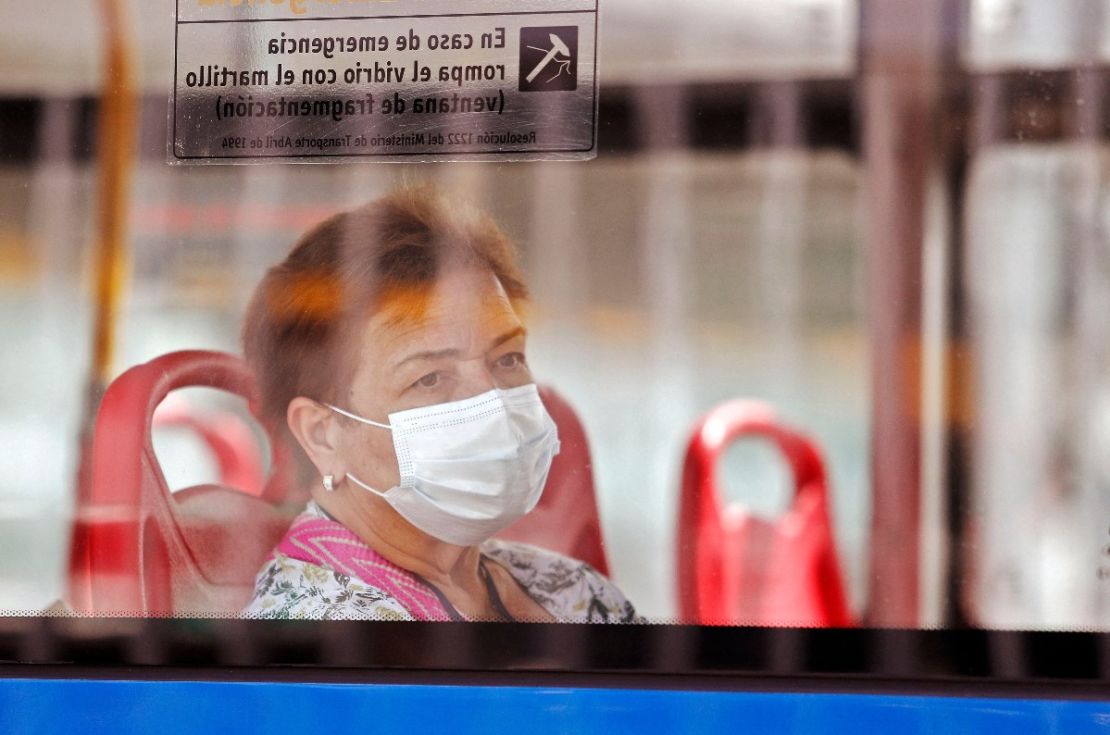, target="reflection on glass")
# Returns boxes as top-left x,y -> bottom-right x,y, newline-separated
966,145 -> 1110,629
